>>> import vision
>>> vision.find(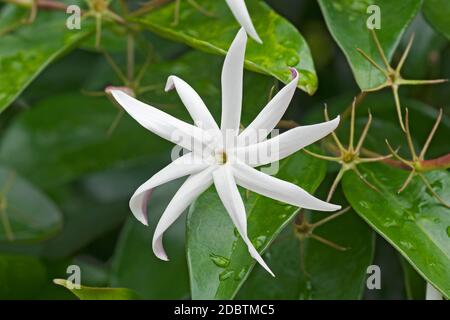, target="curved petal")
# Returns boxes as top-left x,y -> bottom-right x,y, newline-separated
225,0 -> 262,43
165,75 -> 220,133
130,153 -> 208,225
212,165 -> 274,276
108,89 -> 212,151
152,166 -> 215,261
233,161 -> 341,211
235,116 -> 340,167
239,68 -> 299,145
220,28 -> 247,142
